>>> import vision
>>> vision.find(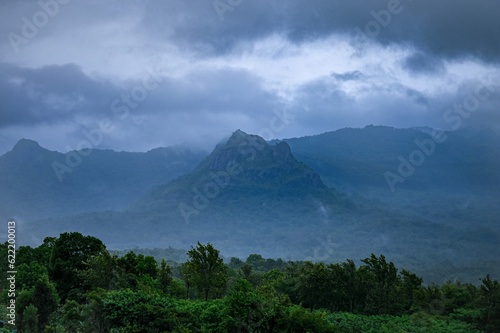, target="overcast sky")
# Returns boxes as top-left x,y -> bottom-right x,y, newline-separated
1,0 -> 499,154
